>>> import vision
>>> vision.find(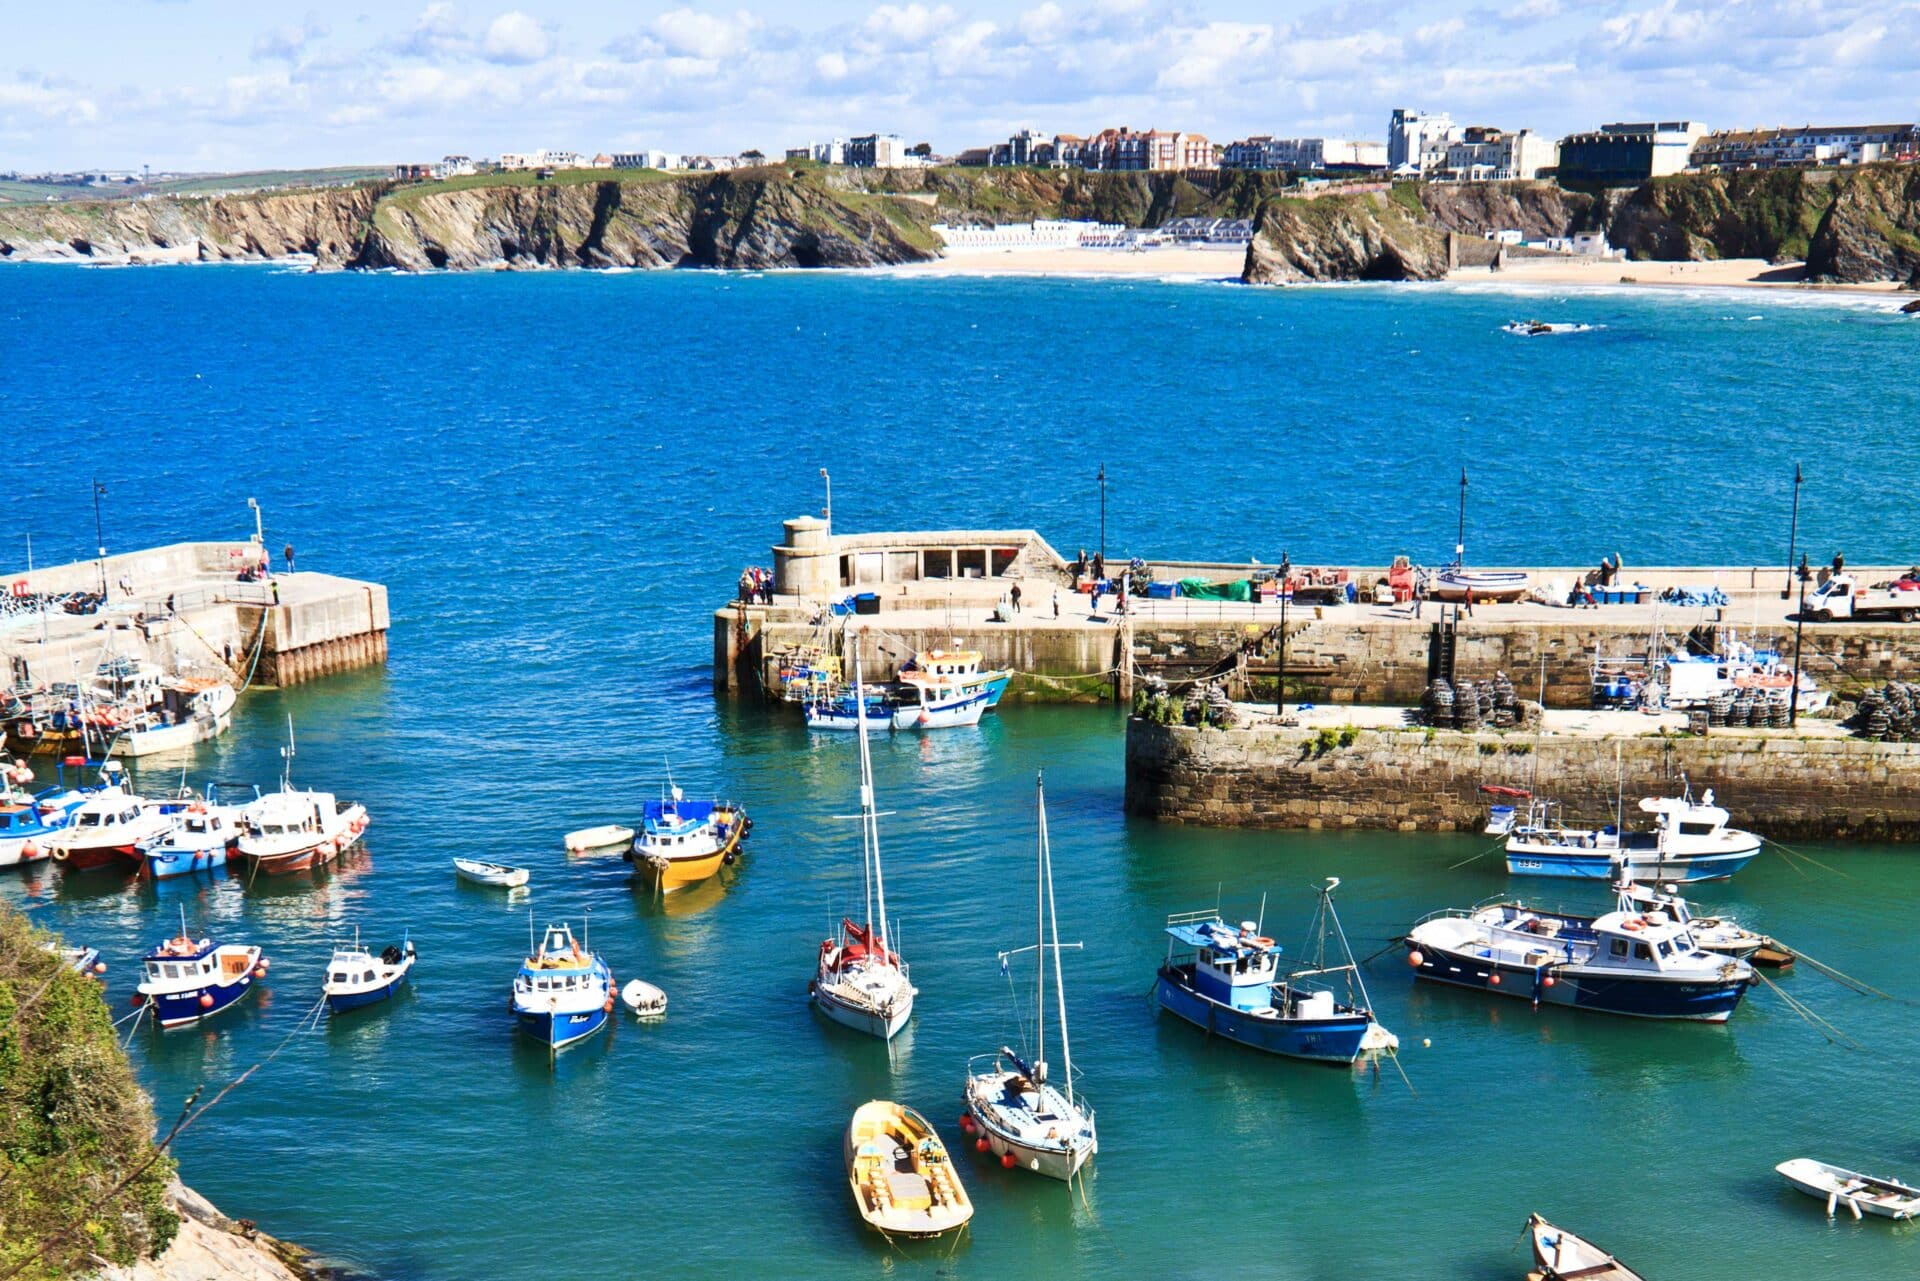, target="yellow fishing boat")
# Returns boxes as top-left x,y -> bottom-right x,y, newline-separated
626,791 -> 749,893
844,1101 -> 973,1239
